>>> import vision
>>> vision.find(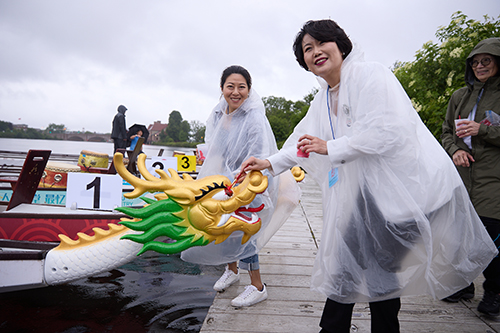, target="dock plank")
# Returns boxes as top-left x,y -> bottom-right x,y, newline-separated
200,178 -> 500,333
